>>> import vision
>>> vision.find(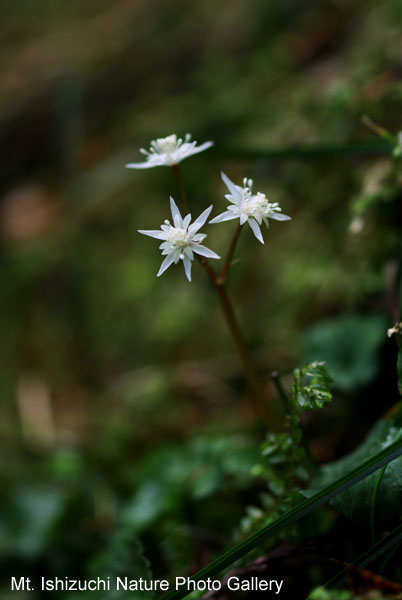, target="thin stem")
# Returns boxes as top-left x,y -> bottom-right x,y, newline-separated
271,371 -> 290,413
171,165 -> 268,421
218,223 -> 242,284
361,115 -> 396,144
172,164 -> 190,214
197,256 -> 268,422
